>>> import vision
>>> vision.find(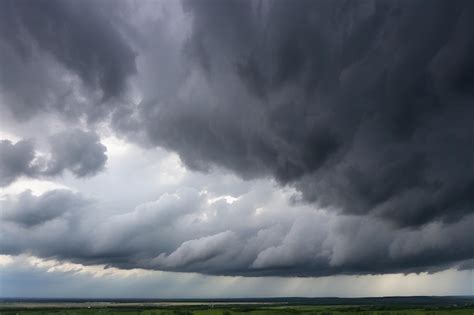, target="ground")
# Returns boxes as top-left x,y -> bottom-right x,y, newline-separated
1,303 -> 473,315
